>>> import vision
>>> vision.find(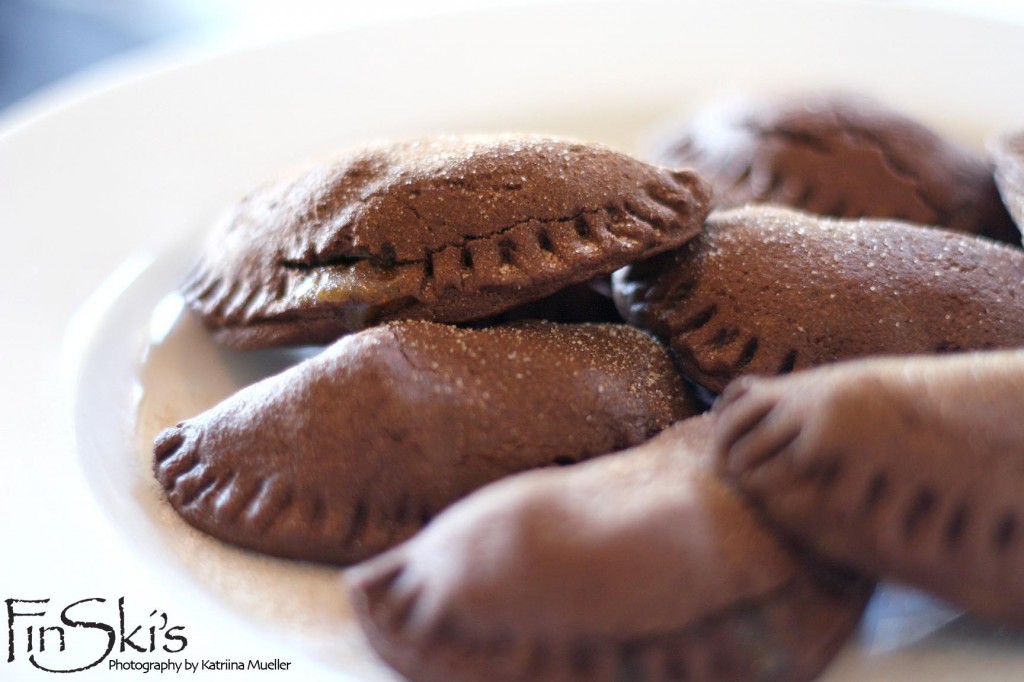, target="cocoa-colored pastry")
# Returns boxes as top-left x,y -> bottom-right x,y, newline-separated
153,321 -> 693,565
991,130 -> 1024,241
651,92 -> 1018,243
475,280 -> 622,326
713,350 -> 1024,625
184,135 -> 710,350
613,205 -> 1024,393
347,415 -> 871,682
